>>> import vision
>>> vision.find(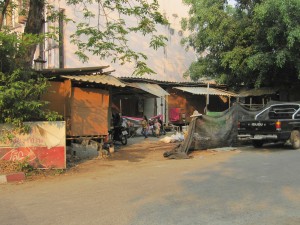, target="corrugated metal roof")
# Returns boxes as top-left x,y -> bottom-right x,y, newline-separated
118,76 -> 221,85
128,83 -> 169,97
174,87 -> 237,97
61,74 -> 126,87
238,87 -> 278,97
42,66 -> 112,77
